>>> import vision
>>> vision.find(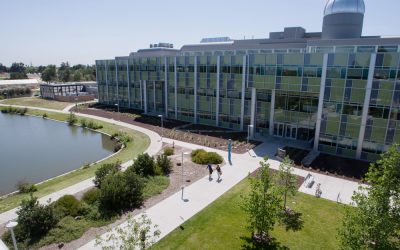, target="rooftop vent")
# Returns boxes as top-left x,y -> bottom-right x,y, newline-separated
200,37 -> 233,43
149,43 -> 174,49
